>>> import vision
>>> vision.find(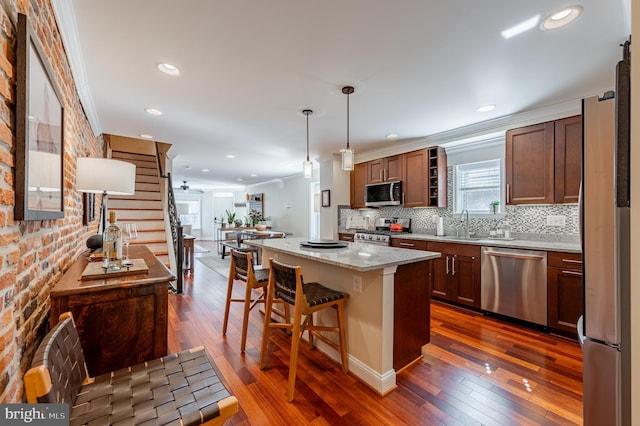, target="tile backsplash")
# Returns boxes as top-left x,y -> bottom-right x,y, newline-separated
341,167 -> 579,241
